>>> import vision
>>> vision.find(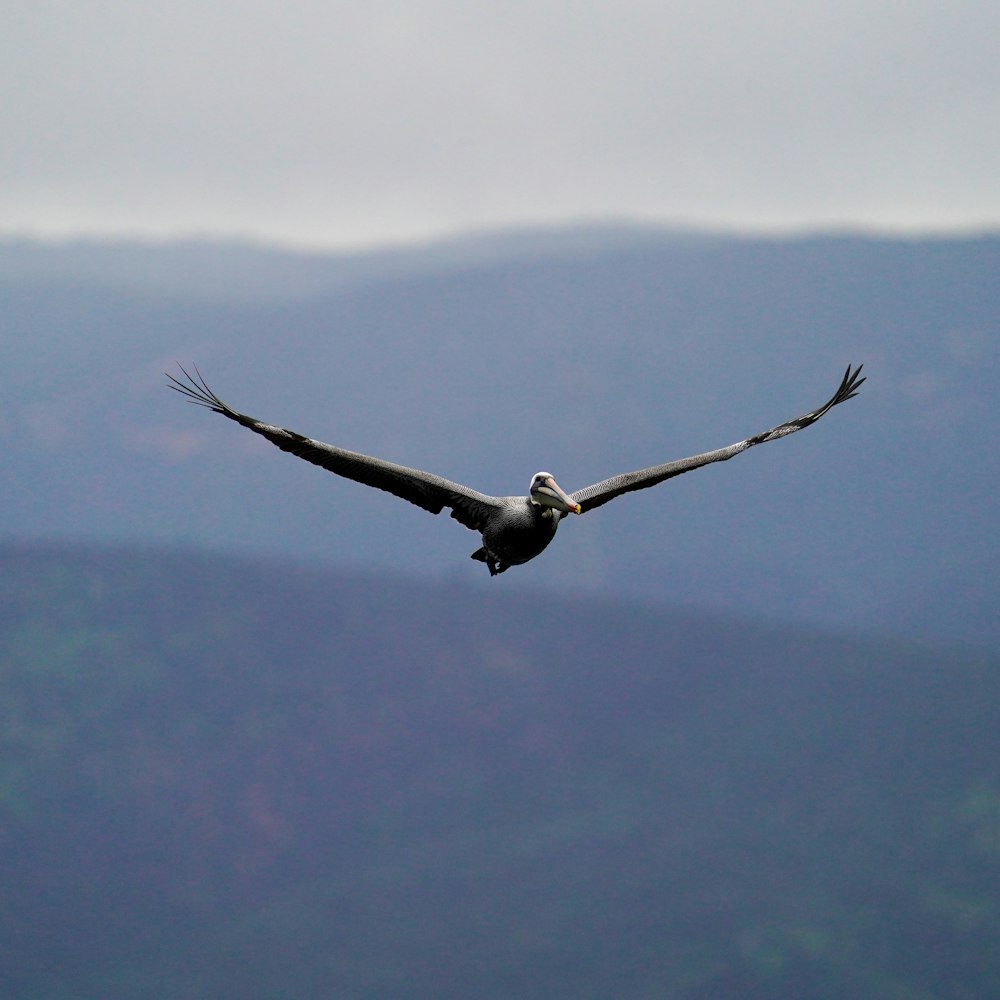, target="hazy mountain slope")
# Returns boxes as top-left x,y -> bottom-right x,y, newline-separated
1,542 -> 998,999
1,229 -> 997,646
